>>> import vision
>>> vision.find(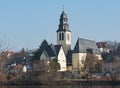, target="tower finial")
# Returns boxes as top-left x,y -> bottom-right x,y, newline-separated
63,4 -> 64,11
